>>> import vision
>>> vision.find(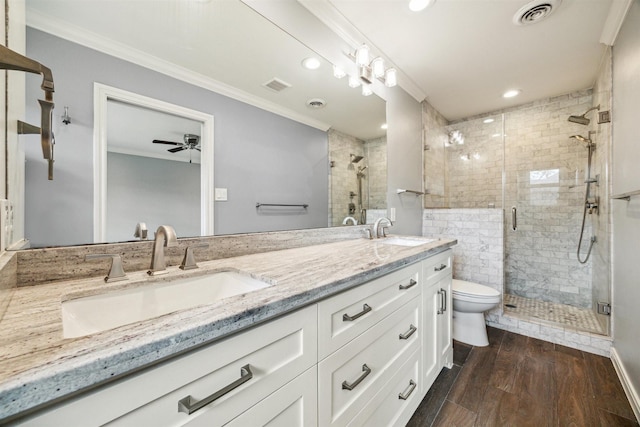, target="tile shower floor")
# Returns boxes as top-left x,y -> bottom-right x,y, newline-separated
504,293 -> 606,335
